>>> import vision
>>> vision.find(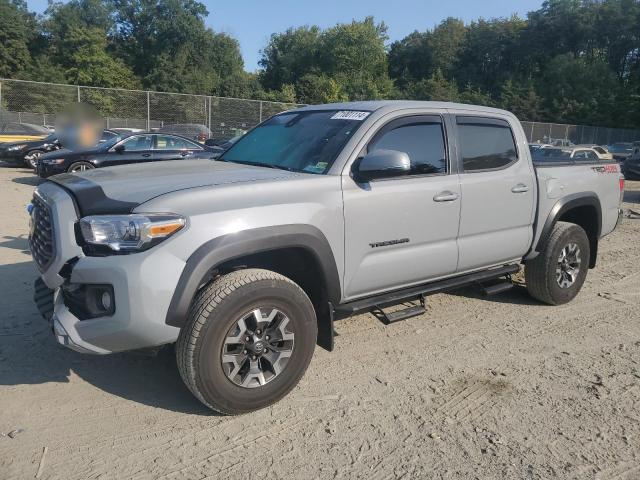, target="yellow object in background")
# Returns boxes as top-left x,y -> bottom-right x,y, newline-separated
0,134 -> 46,143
